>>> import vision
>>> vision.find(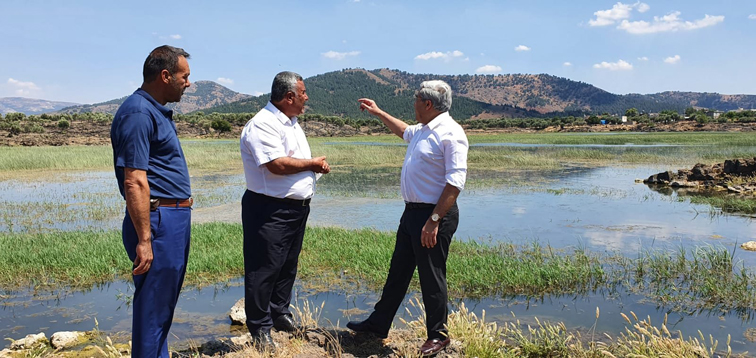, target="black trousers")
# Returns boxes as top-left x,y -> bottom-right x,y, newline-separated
242,190 -> 310,334
368,202 -> 459,340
